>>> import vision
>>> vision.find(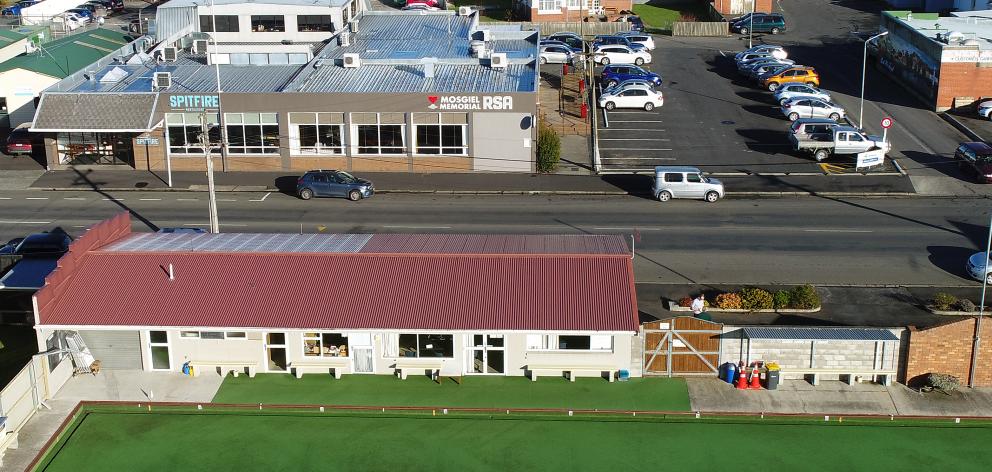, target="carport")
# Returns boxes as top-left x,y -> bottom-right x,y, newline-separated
722,327 -> 901,386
